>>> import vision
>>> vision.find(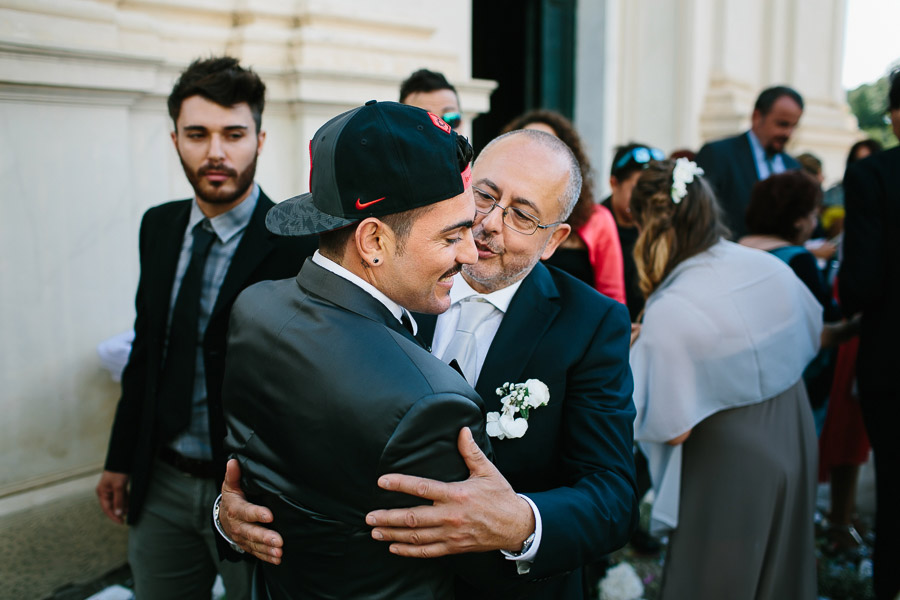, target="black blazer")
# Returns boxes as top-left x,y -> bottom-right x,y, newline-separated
417,263 -> 638,600
103,191 -> 316,523
696,131 -> 800,239
839,146 -> 900,395
222,260 -> 500,600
